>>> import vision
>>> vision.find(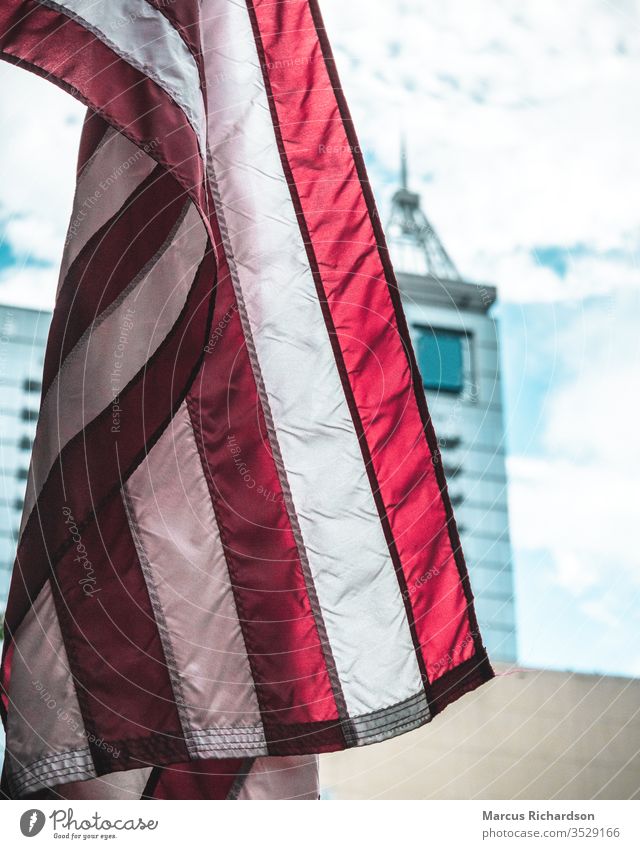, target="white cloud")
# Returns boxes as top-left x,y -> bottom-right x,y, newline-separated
0,264 -> 58,311
2,214 -> 64,266
543,290 -> 640,464
3,3 -> 639,305
323,0 -> 640,303
507,454 -> 638,590
0,63 -> 83,307
320,0 -> 640,672
580,599 -> 620,629
505,290 -> 640,667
